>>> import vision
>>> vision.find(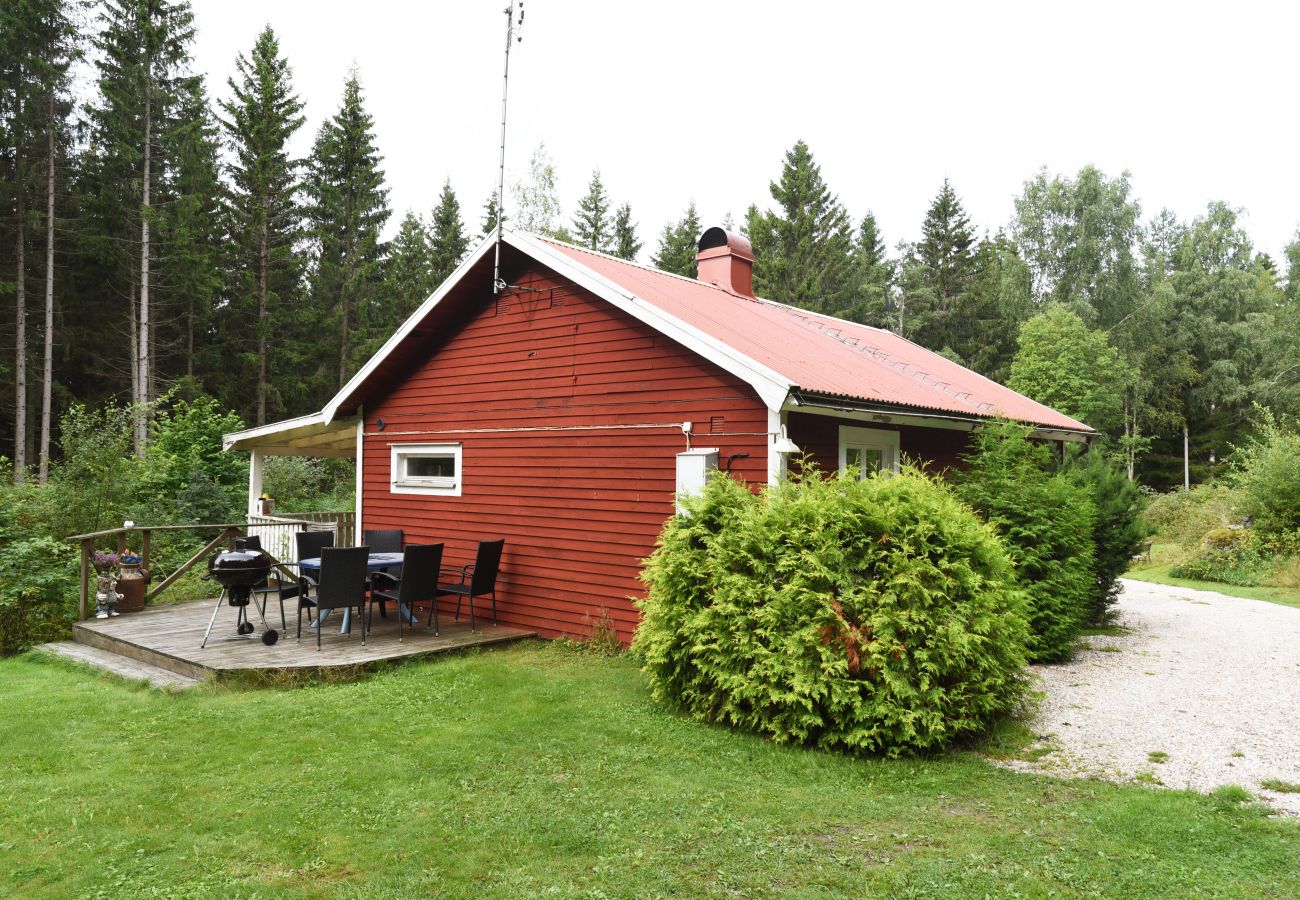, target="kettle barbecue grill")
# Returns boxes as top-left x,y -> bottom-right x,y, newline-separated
199,547 -> 281,648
